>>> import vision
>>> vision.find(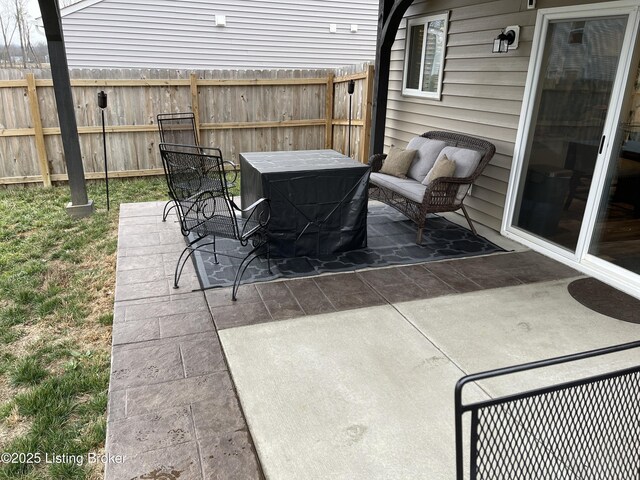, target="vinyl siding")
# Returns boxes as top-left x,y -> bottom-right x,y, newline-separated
385,0 -> 611,231
59,0 -> 379,69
